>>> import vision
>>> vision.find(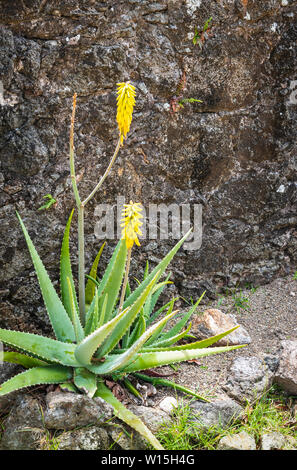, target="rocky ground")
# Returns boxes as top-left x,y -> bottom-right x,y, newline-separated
0,274 -> 296,451
148,274 -> 297,403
